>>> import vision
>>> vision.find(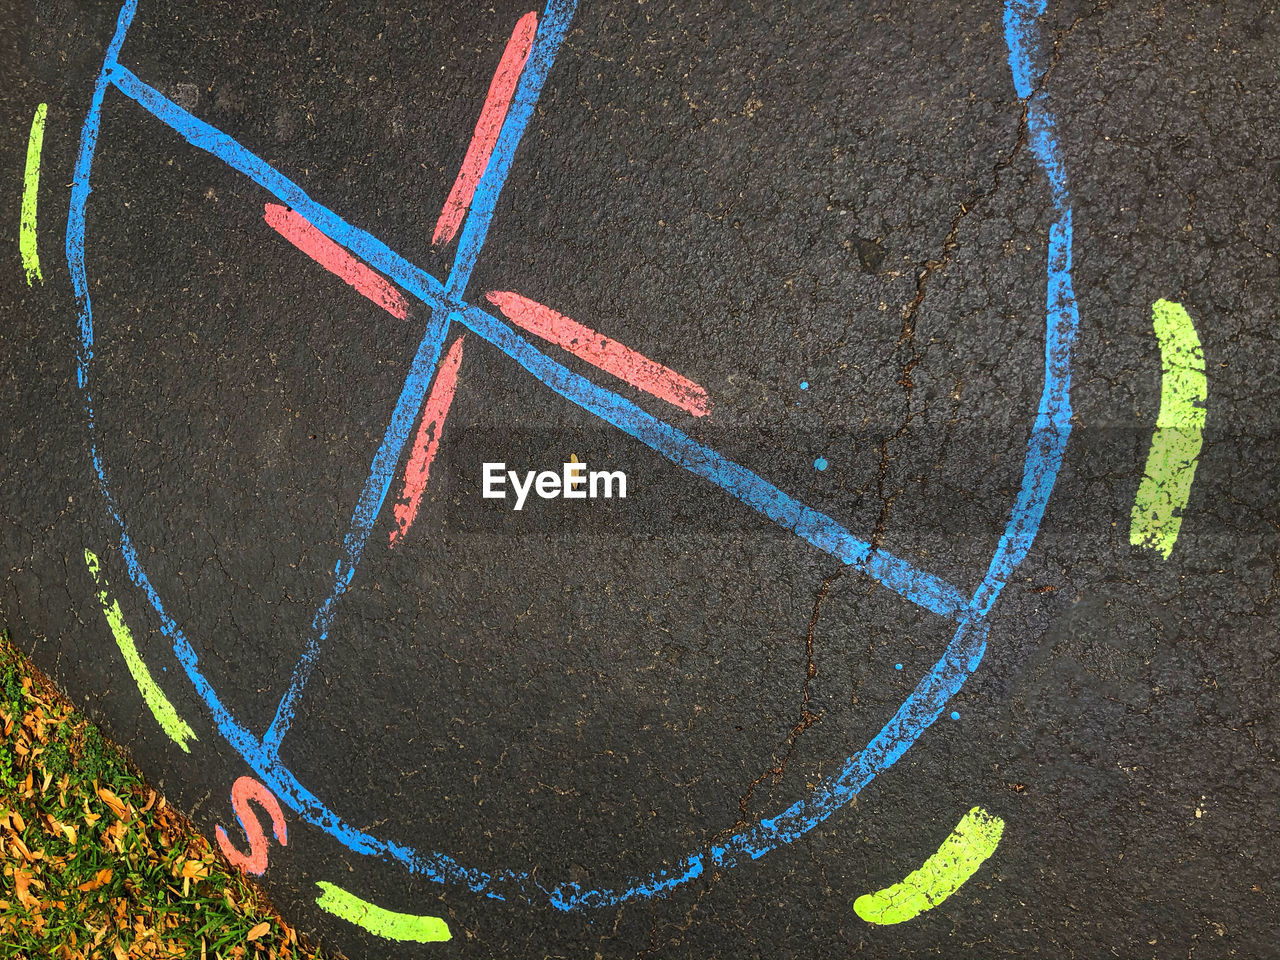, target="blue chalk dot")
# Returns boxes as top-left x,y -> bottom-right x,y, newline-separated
950,711 -> 960,720
800,381 -> 809,390
814,457 -> 828,471
895,663 -> 903,670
